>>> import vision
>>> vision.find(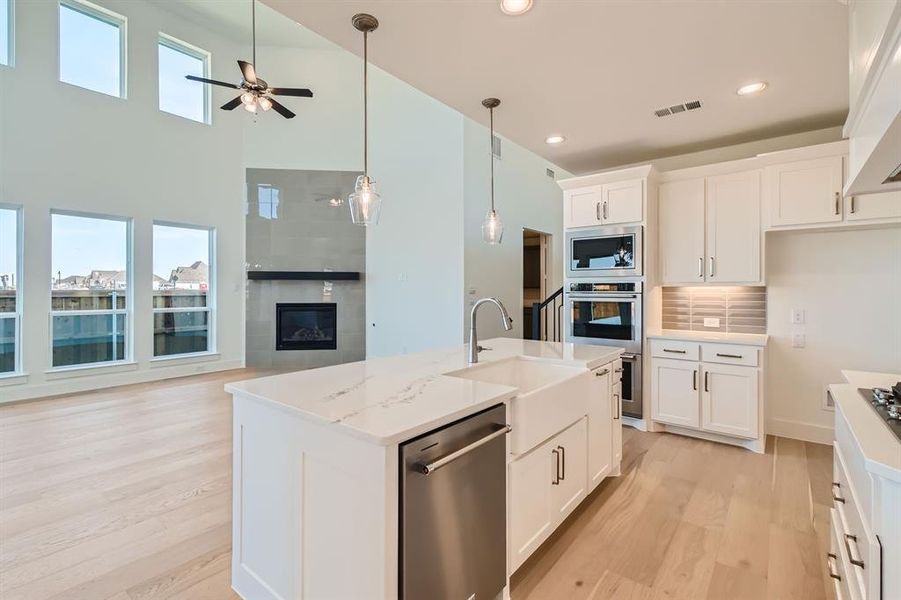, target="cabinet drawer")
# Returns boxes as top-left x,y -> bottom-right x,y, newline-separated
832,443 -> 876,600
830,508 -> 857,600
700,343 -> 758,367
650,339 -> 699,361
